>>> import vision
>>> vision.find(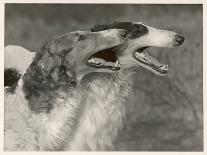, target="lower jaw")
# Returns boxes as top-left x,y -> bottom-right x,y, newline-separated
133,55 -> 168,75
134,49 -> 168,75
88,63 -> 120,71
87,57 -> 121,71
